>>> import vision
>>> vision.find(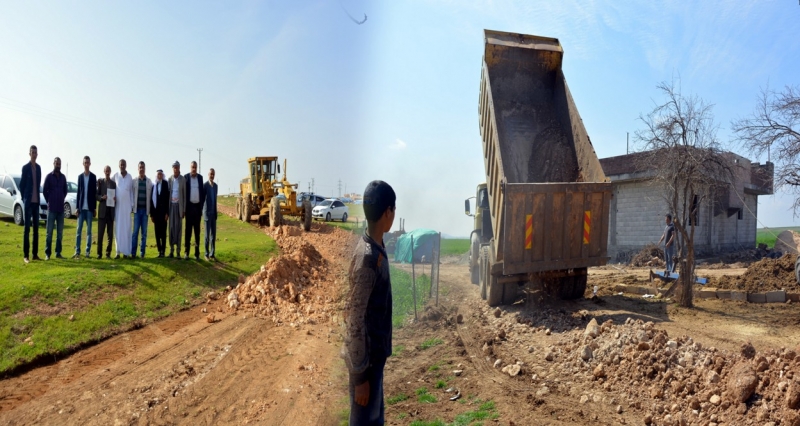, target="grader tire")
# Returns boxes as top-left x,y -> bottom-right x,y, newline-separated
302,199 -> 312,232
269,197 -> 283,228
242,197 -> 251,223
